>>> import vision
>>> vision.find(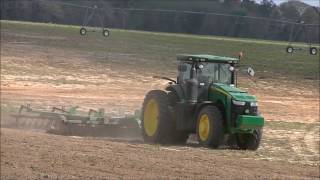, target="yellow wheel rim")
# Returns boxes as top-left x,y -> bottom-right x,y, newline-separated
143,99 -> 159,137
199,114 -> 210,141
